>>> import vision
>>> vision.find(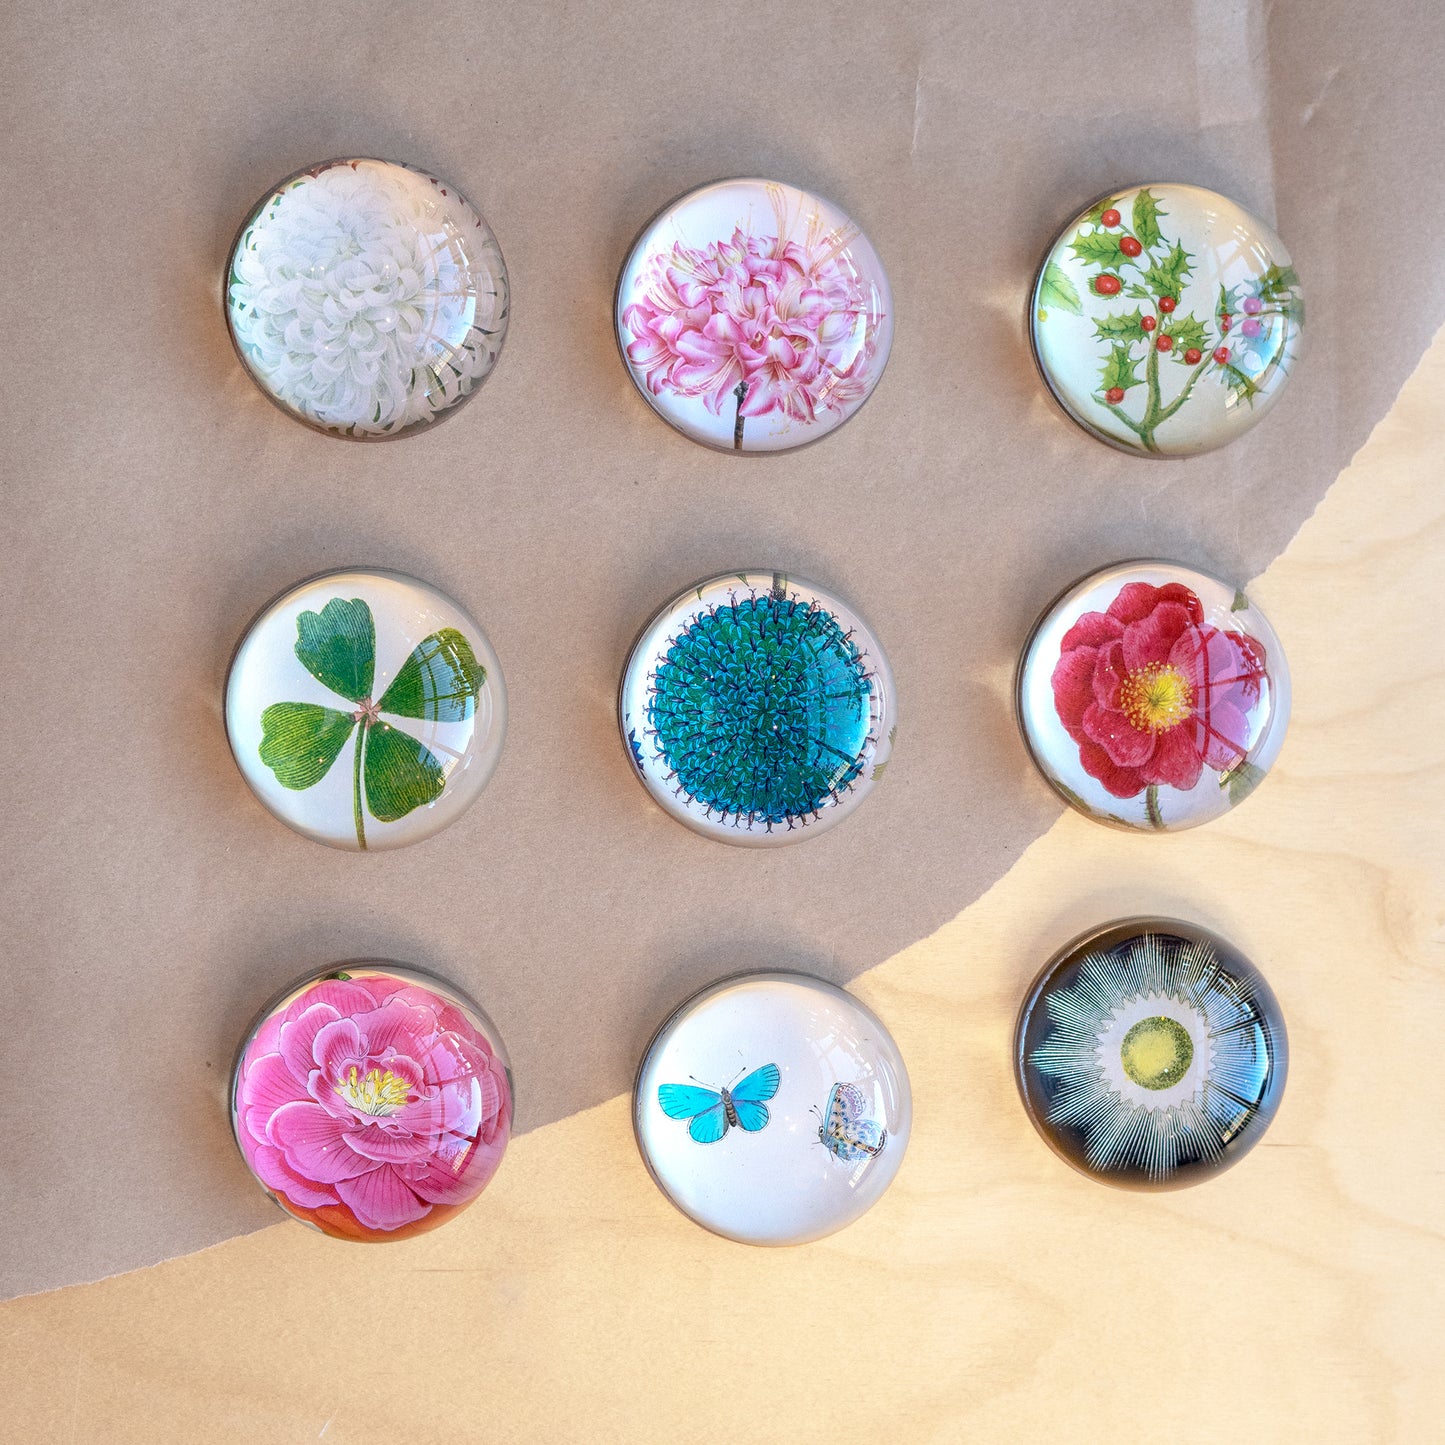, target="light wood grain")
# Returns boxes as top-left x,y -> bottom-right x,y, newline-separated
4,334 -> 1443,1445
